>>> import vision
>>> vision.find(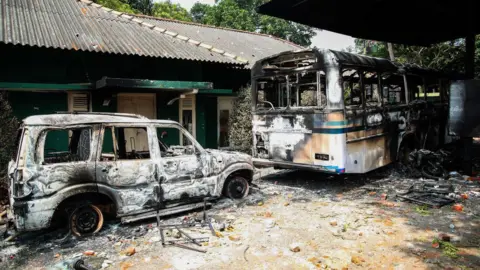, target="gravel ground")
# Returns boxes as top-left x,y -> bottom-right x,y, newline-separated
1,166 -> 479,270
